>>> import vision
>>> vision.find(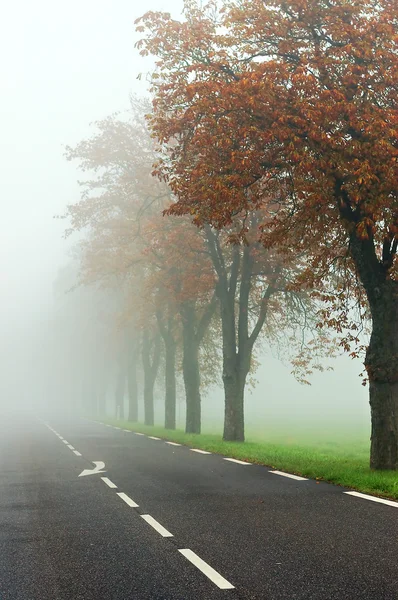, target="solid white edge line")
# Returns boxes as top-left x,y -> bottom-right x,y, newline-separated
117,492 -> 139,508
270,470 -> 308,481
166,441 -> 182,446
148,436 -> 161,440
101,477 -> 117,489
123,429 -> 131,432
114,427 -> 121,430
141,514 -> 173,537
178,549 -> 234,590
344,491 -> 398,508
224,458 -> 251,465
67,445 -> 75,450
191,449 -> 212,455
73,450 -> 82,456
134,432 -> 145,436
